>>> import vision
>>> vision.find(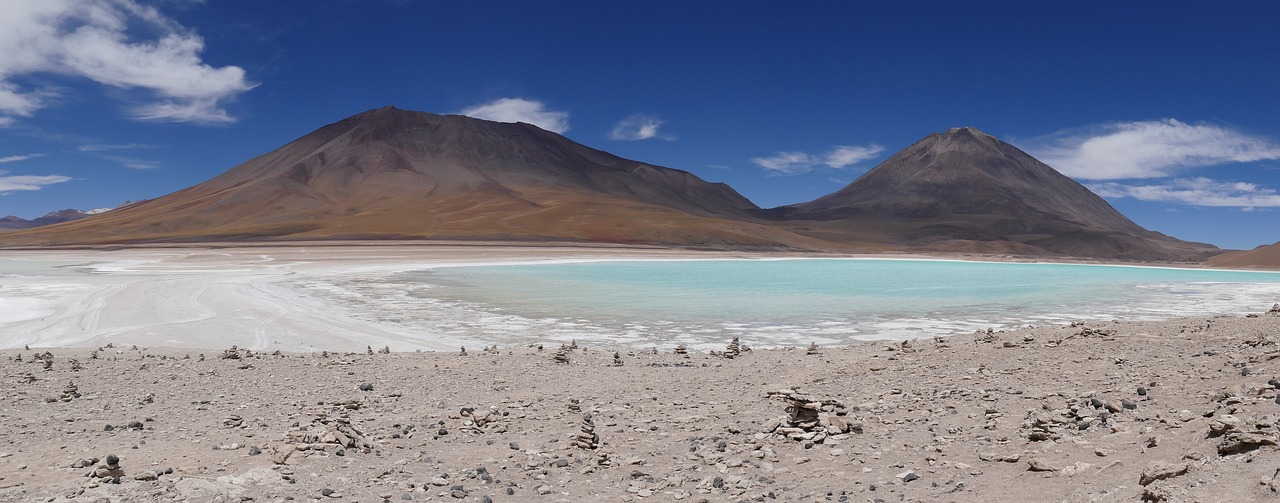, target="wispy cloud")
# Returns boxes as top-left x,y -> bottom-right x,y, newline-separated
460,98 -> 569,134
609,113 -> 671,141
78,143 -> 162,152
0,170 -> 71,194
0,0 -> 255,125
752,144 -> 884,175
0,153 -> 44,163
1025,119 -> 1280,180
1090,177 -> 1280,208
